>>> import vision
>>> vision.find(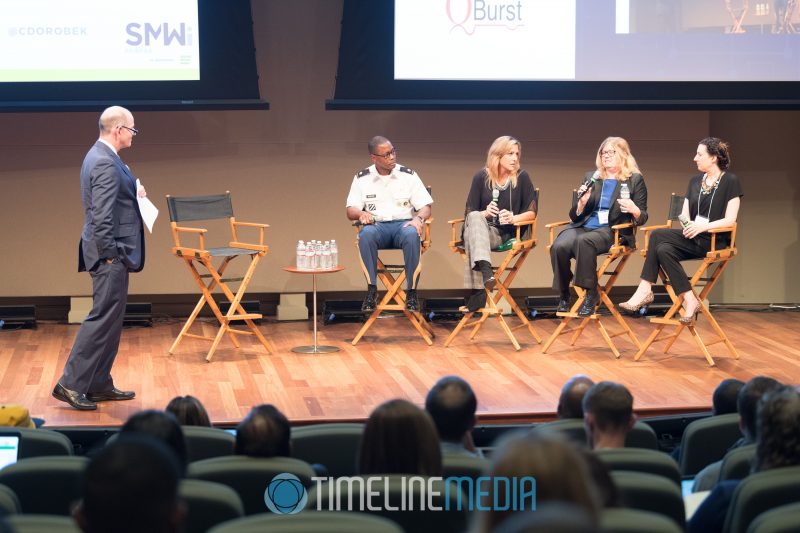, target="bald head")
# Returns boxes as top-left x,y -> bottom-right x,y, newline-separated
557,375 -> 595,419
99,106 -> 133,134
